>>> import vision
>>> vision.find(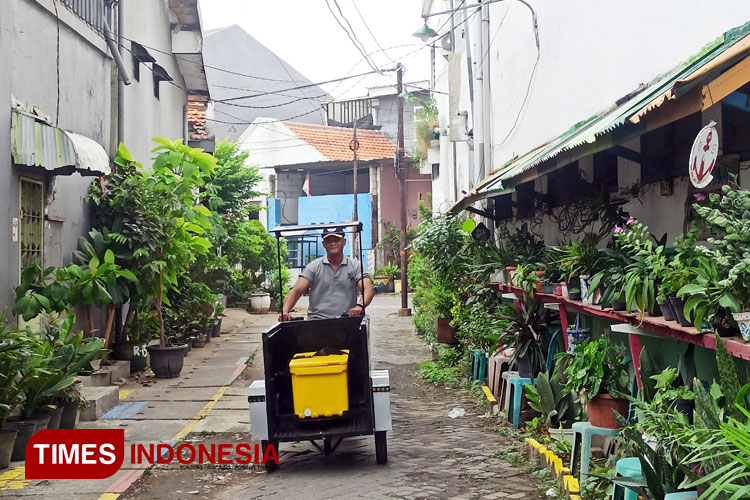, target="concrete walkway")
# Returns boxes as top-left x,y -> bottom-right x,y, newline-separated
0,307 -> 275,500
